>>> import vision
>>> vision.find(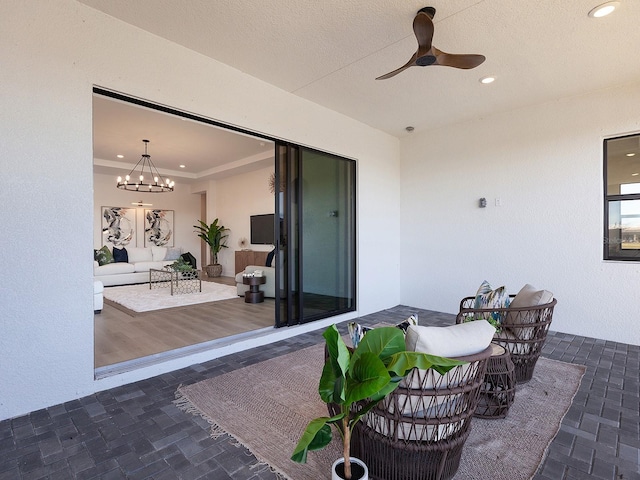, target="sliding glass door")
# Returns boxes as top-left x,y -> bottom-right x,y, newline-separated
275,143 -> 356,327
